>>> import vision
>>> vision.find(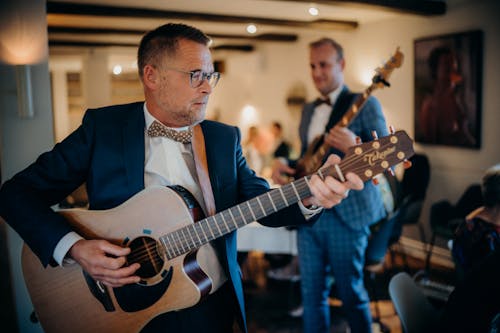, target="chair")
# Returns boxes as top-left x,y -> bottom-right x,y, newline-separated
364,214 -> 398,333
388,272 -> 440,333
362,172 -> 404,332
394,153 -> 430,242
388,154 -> 430,268
425,184 -> 483,272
